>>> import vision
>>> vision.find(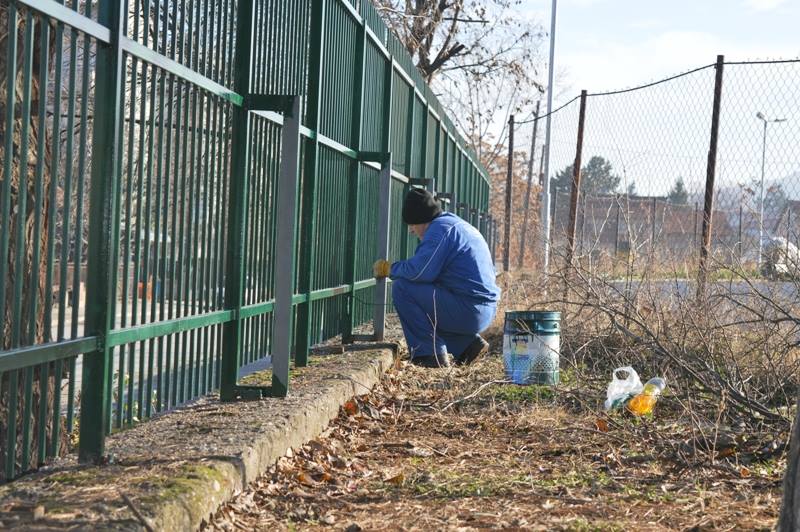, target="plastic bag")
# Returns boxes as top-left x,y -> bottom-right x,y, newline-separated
604,366 -> 644,411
